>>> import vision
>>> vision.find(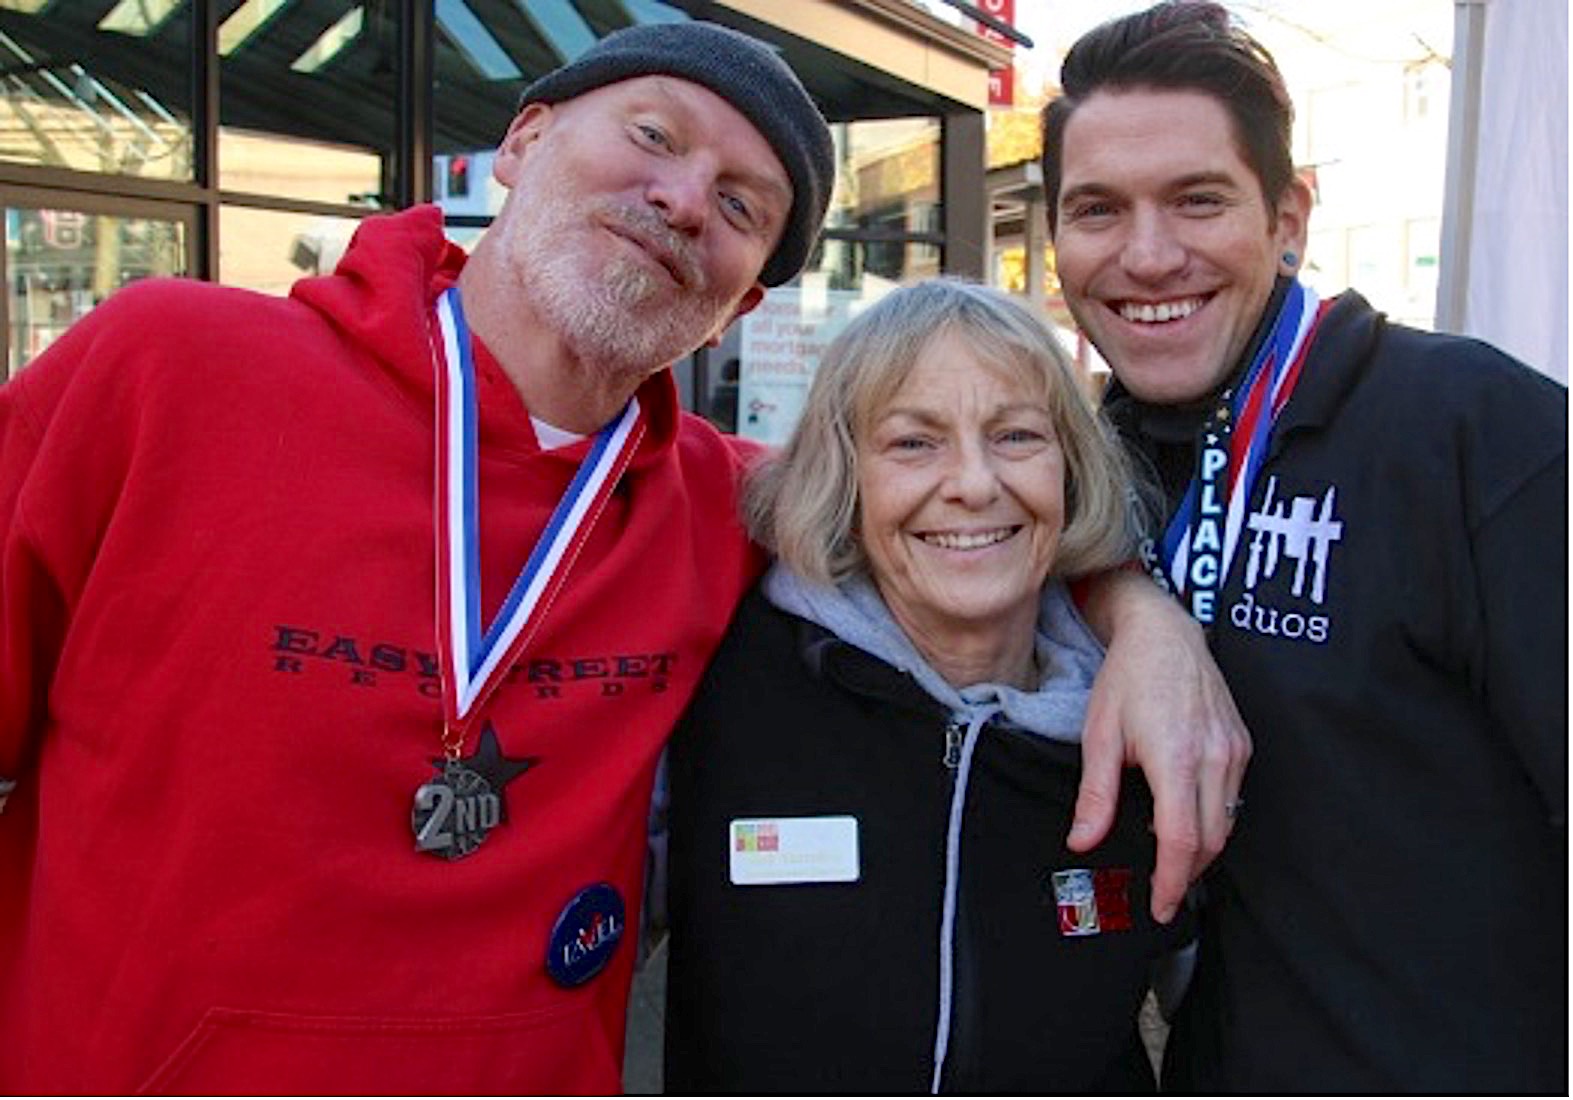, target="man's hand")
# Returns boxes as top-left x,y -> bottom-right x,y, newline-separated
1074,569 -> 1250,923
